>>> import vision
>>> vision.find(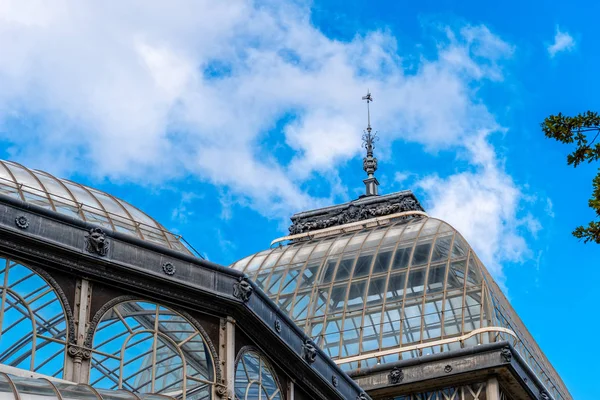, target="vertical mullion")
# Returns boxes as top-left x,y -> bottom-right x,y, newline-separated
356,223 -> 395,362
0,259 -> 9,338
418,222 -> 443,347
460,250 -> 471,341
377,220 -> 411,355
398,219 -> 428,350
338,229 -> 374,359
438,231 -> 457,346
151,305 -> 159,393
